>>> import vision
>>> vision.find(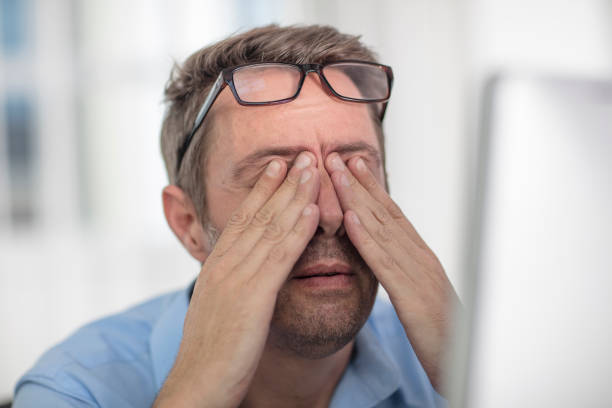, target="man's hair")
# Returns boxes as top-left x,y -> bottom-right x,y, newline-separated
160,24 -> 387,225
